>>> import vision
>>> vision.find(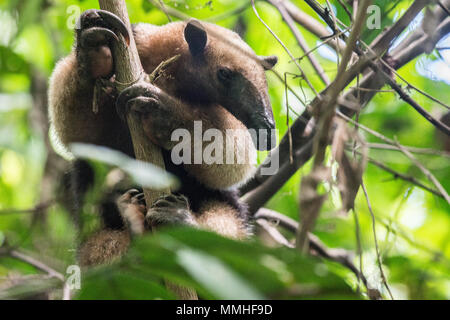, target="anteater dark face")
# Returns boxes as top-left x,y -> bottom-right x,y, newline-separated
182,19 -> 278,151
